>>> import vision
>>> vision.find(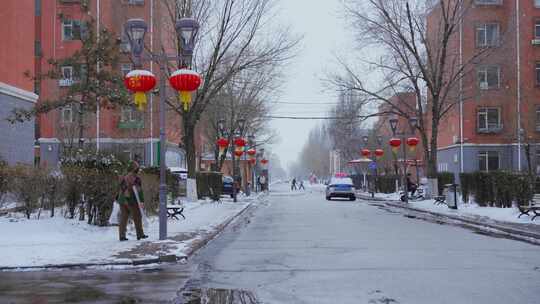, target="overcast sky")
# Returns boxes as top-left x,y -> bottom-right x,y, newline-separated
270,0 -> 353,170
